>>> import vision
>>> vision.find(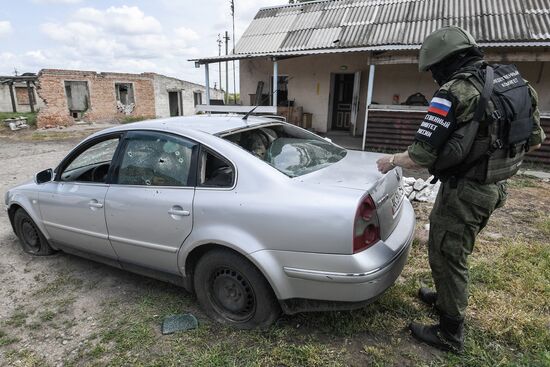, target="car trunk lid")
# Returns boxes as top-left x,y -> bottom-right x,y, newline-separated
295,150 -> 405,241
